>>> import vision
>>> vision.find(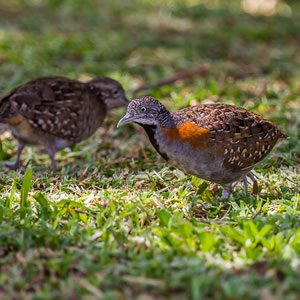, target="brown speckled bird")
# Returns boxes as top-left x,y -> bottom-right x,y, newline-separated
0,76 -> 128,169
118,96 -> 287,198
